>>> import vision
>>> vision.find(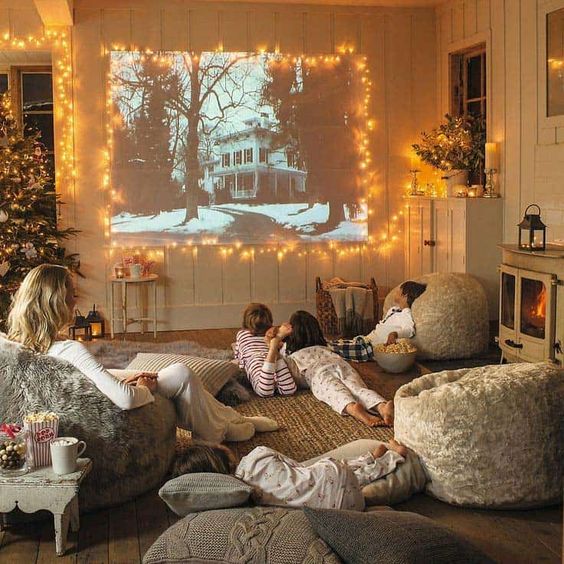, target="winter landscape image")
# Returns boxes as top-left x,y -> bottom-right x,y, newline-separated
110,50 -> 369,245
